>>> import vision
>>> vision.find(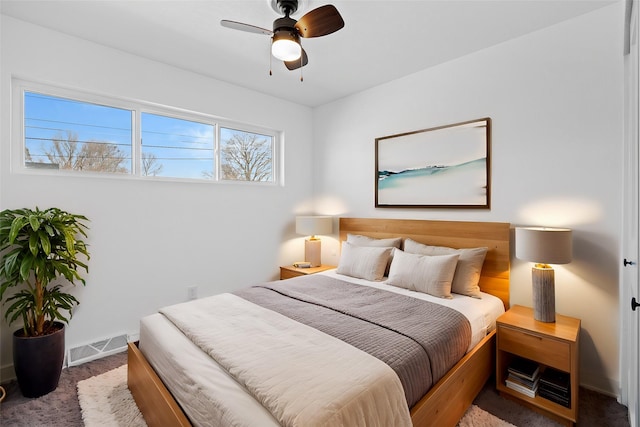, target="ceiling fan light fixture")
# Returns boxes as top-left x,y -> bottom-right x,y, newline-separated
222,0 -> 344,73
271,31 -> 301,61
